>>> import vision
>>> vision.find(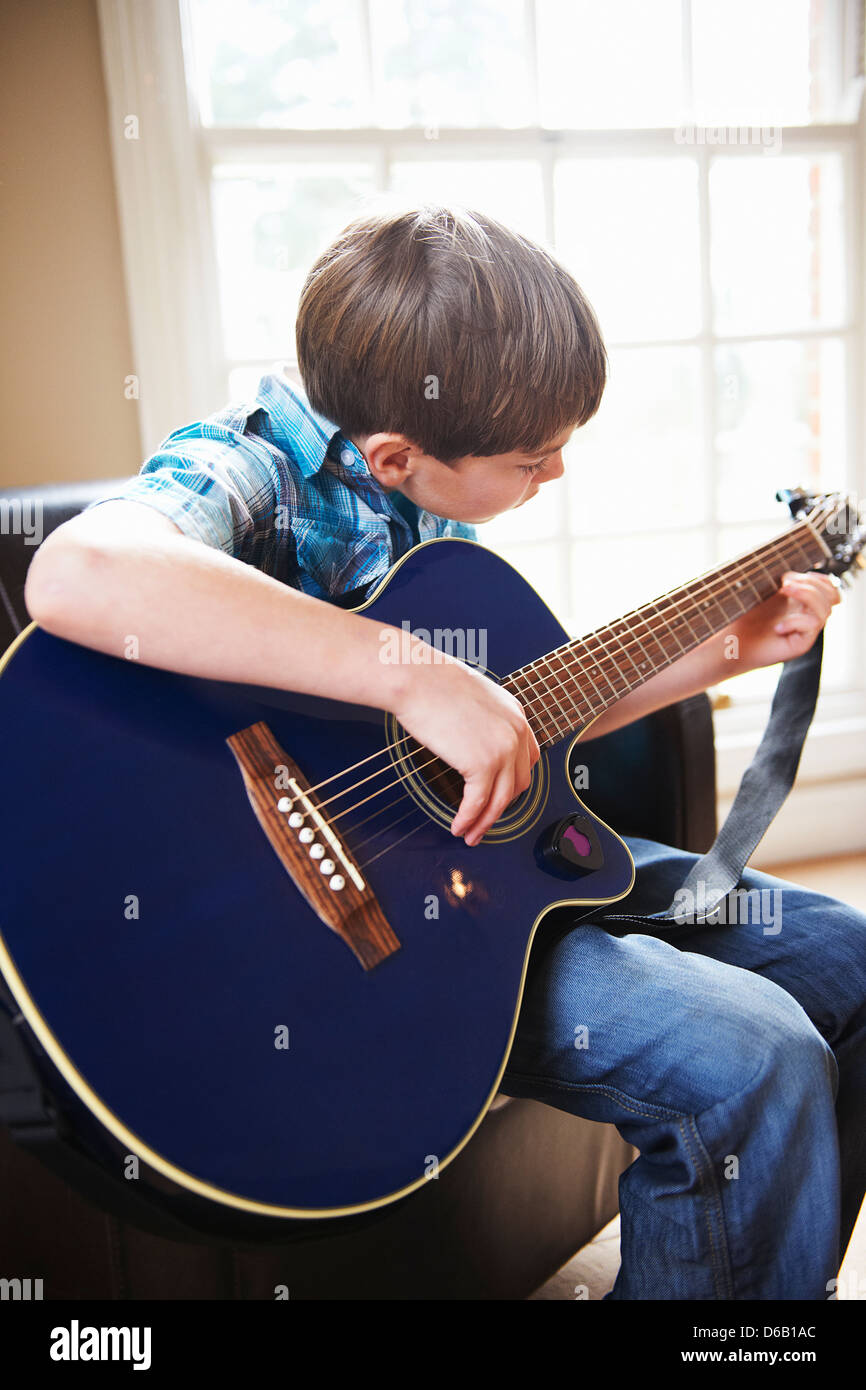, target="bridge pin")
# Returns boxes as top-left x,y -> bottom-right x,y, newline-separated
320,858 -> 335,875
277,797 -> 292,813
299,827 -> 315,844
310,843 -> 325,859
288,812 -> 304,828
329,874 -> 345,891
